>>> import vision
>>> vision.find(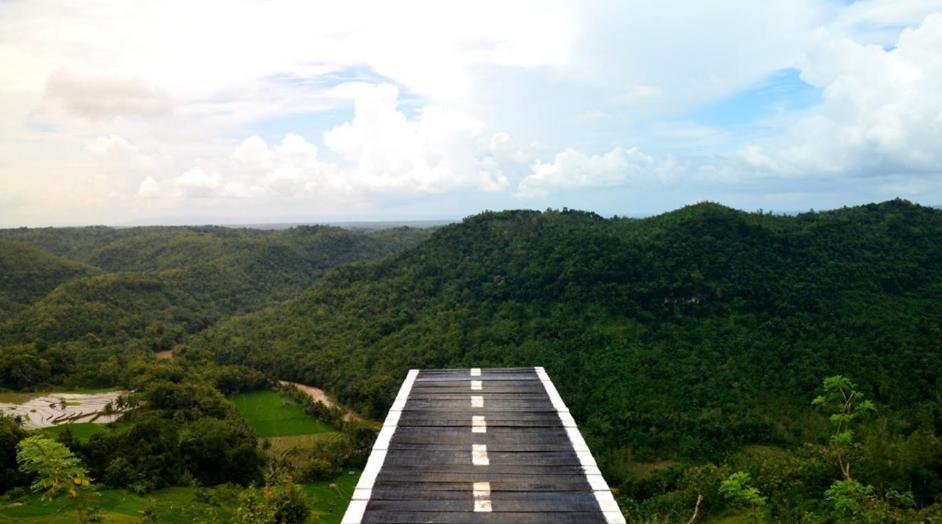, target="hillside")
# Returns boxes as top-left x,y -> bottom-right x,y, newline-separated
197,200 -> 942,518
0,239 -> 98,321
0,225 -> 432,389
